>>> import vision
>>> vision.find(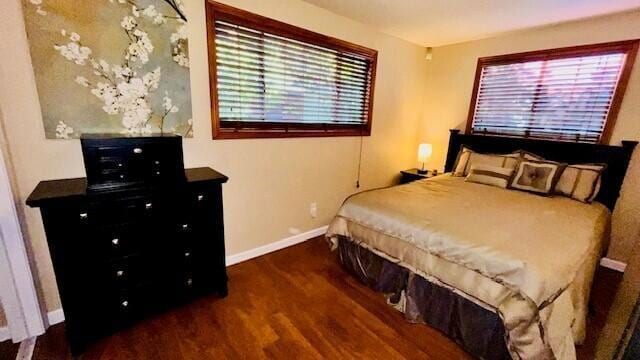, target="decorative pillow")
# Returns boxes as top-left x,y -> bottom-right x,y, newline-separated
452,147 -> 520,177
555,163 -> 606,203
509,159 -> 566,195
465,164 -> 514,188
517,150 -> 545,161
